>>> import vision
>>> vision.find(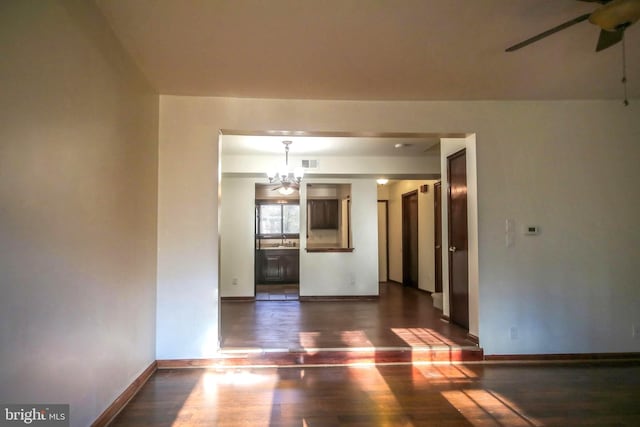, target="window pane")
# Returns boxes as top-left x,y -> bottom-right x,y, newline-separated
259,205 -> 282,234
283,205 -> 300,234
